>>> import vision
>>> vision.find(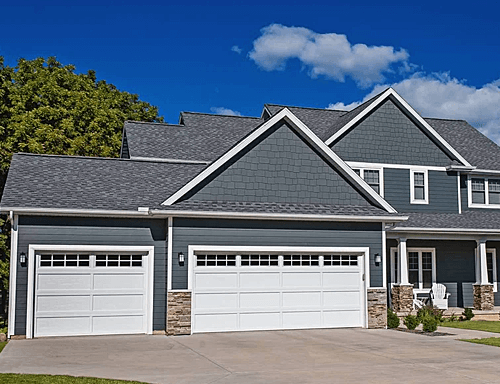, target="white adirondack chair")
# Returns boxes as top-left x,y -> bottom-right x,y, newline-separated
430,283 -> 451,309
